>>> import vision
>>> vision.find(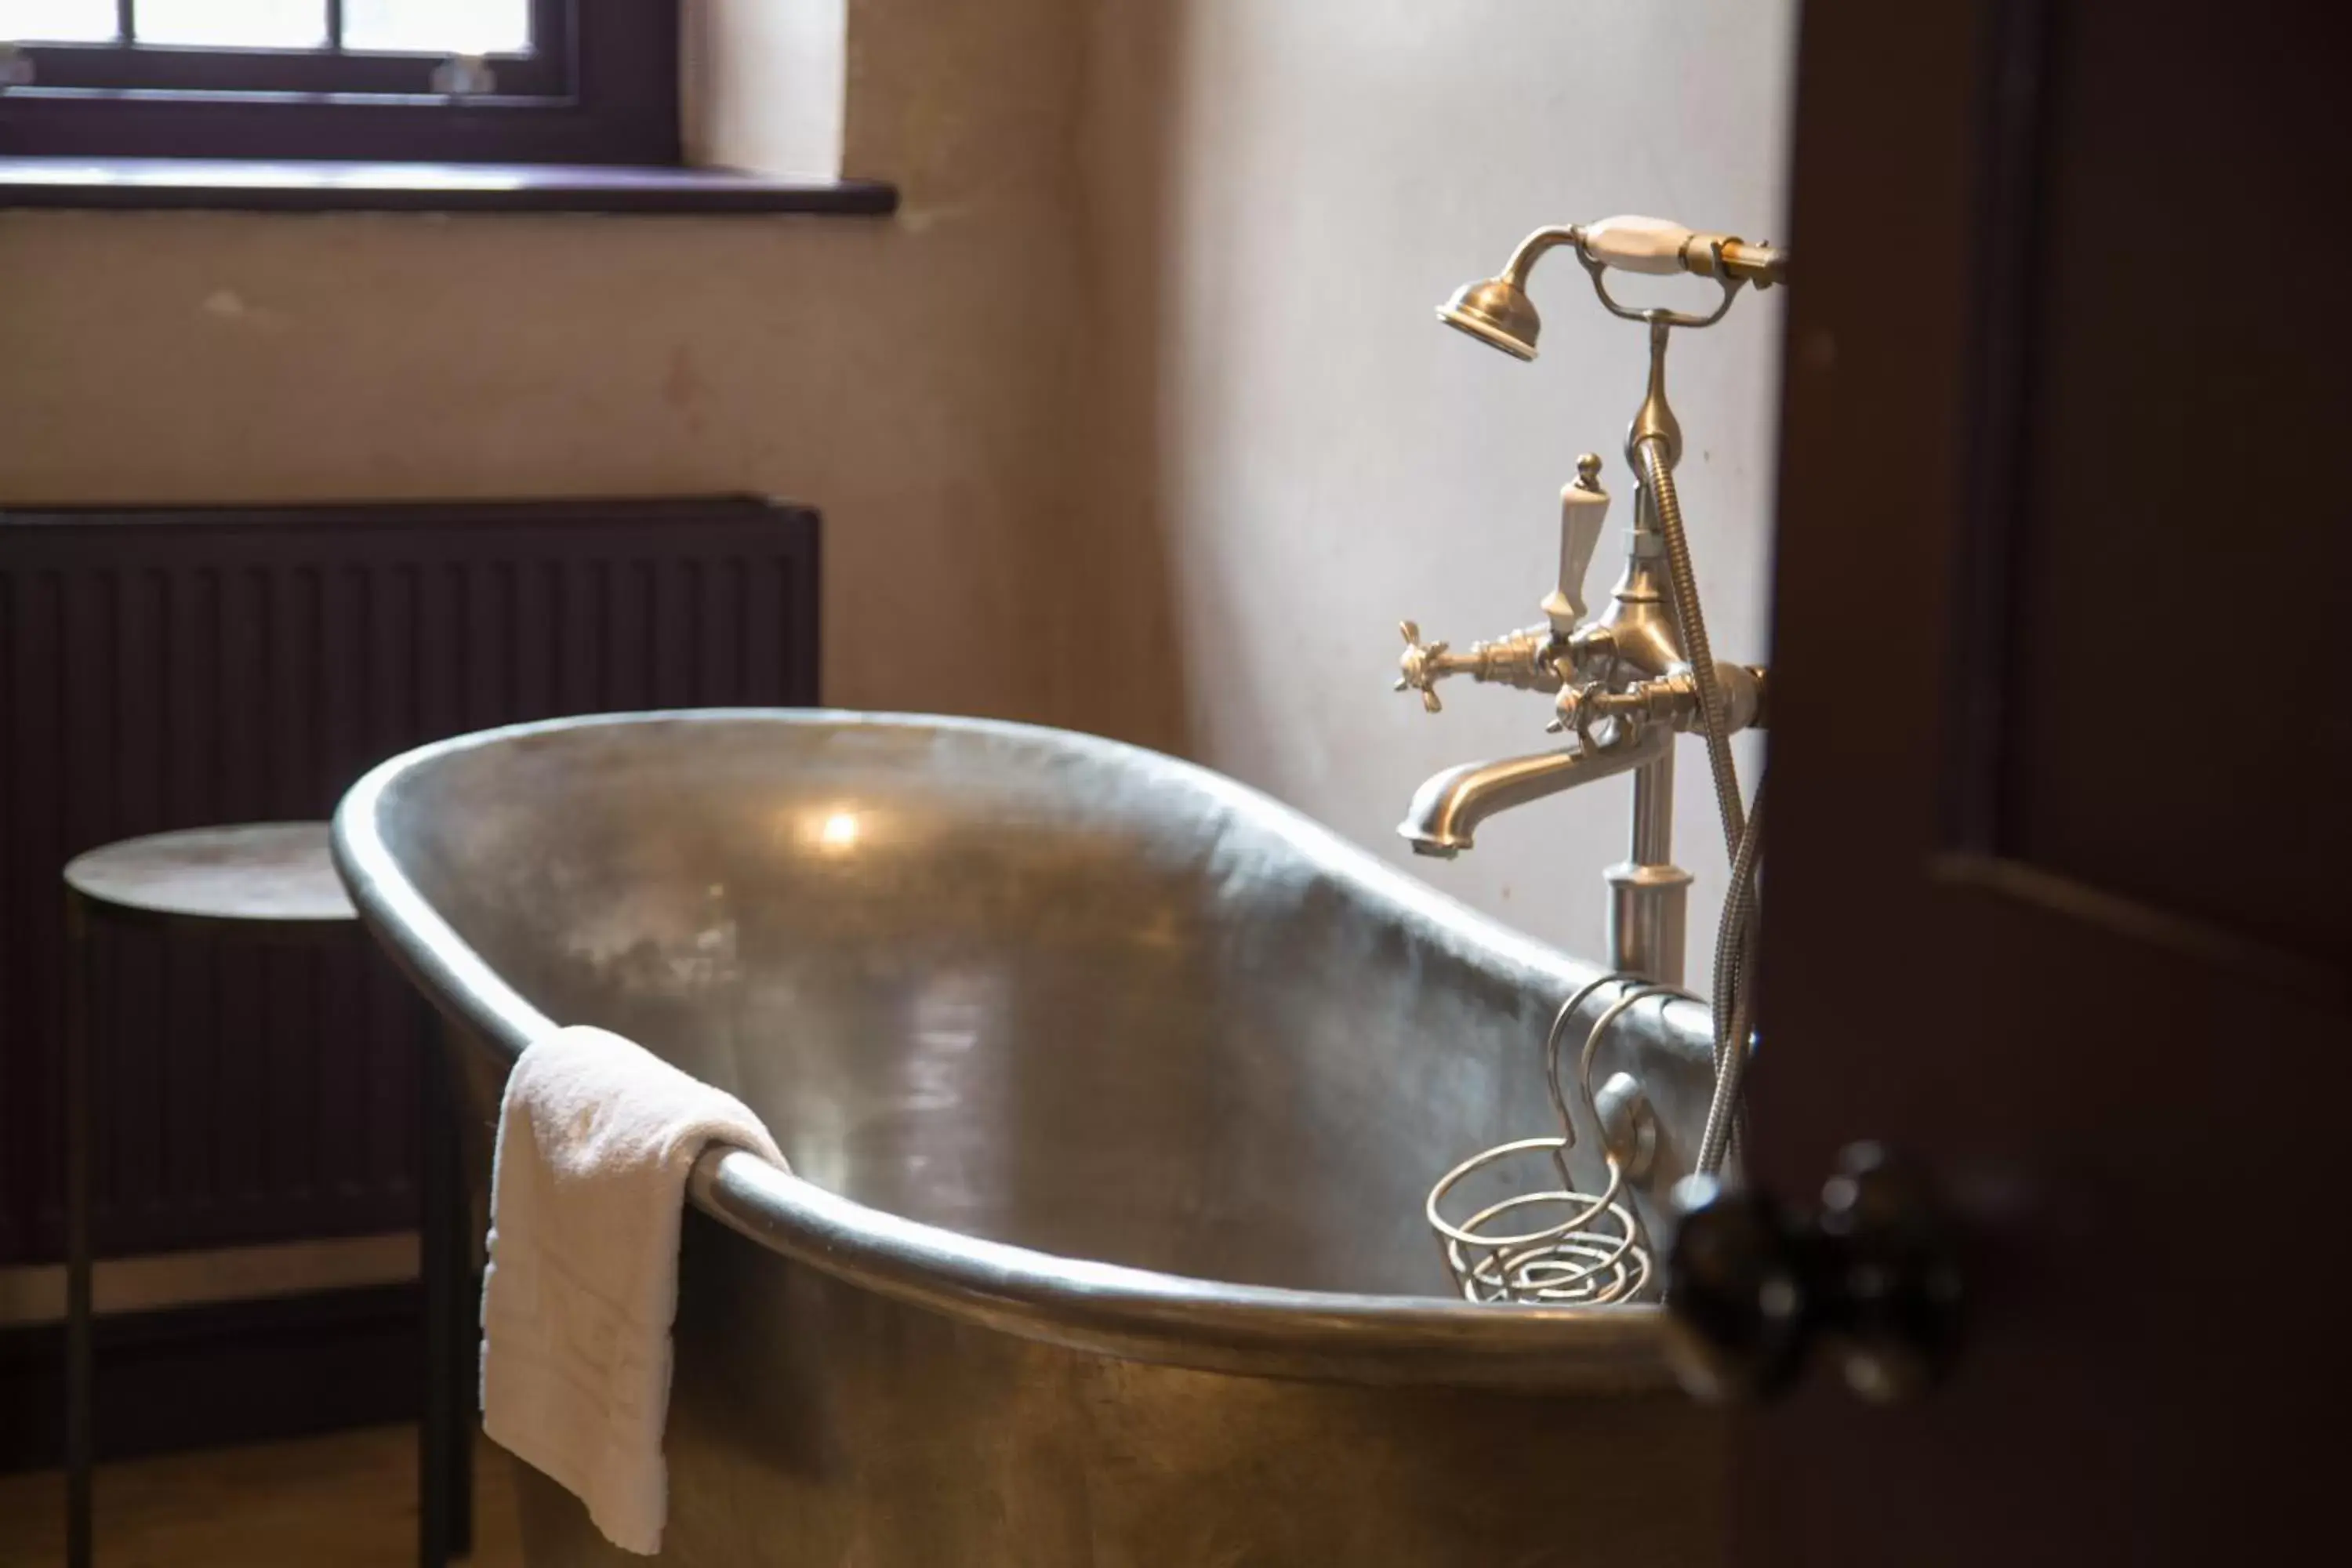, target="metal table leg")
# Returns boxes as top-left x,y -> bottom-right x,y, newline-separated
418,1014 -> 473,1567
64,893 -> 94,1568
419,1029 -> 452,1568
